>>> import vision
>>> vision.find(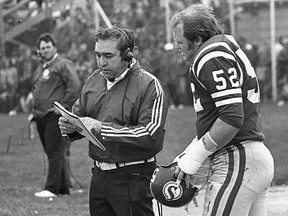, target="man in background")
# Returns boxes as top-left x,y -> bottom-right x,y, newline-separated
32,33 -> 81,198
